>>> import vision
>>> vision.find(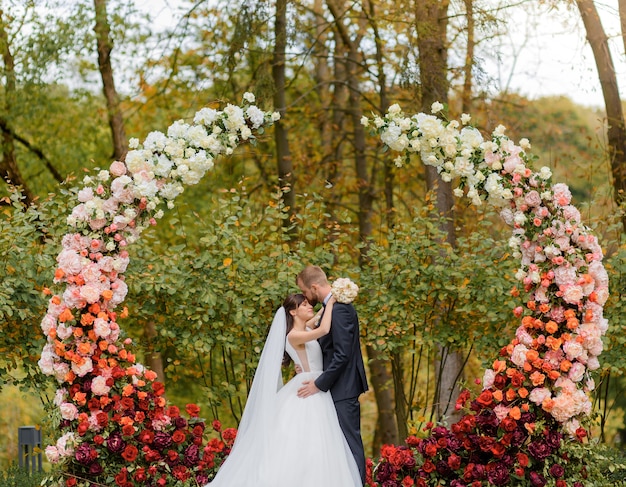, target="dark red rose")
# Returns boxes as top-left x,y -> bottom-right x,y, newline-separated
174,417 -> 188,429
493,374 -> 507,389
88,398 -> 101,411
422,460 -> 436,473
114,468 -> 128,487
212,420 -> 222,432
96,412 -> 108,427
89,461 -> 103,476
193,425 -> 205,437
122,424 -> 135,437
556,481 -> 567,487
500,417 -> 517,432
121,397 -> 134,410
167,405 -> 180,418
